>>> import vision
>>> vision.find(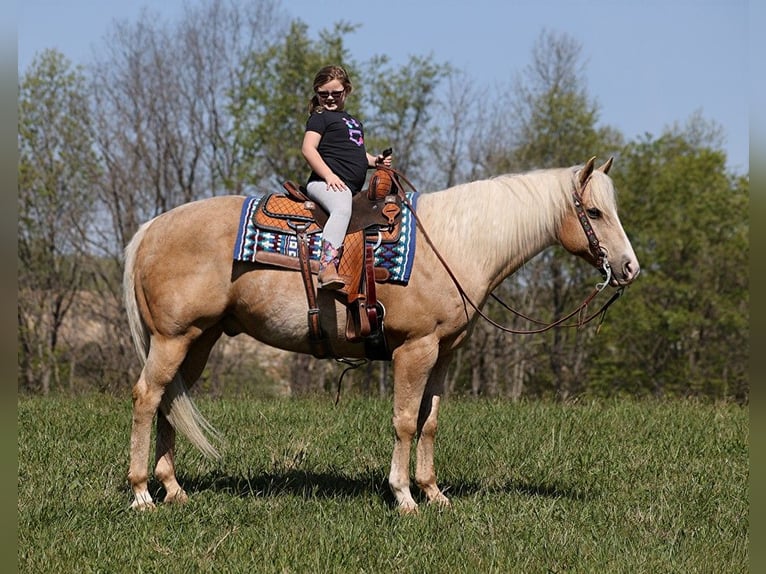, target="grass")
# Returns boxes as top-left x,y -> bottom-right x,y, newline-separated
18,394 -> 748,573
